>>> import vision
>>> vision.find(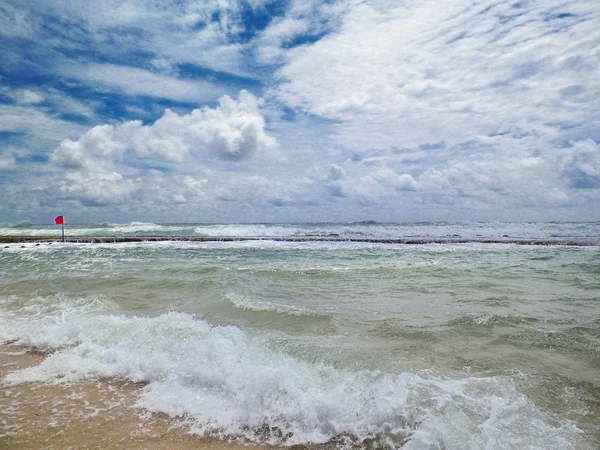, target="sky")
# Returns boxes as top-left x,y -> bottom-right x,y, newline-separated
1,0 -> 599,224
